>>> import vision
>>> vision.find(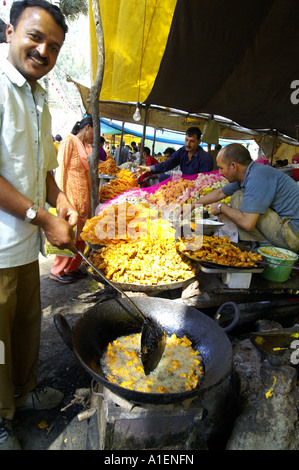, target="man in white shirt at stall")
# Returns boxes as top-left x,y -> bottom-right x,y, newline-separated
0,0 -> 78,450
